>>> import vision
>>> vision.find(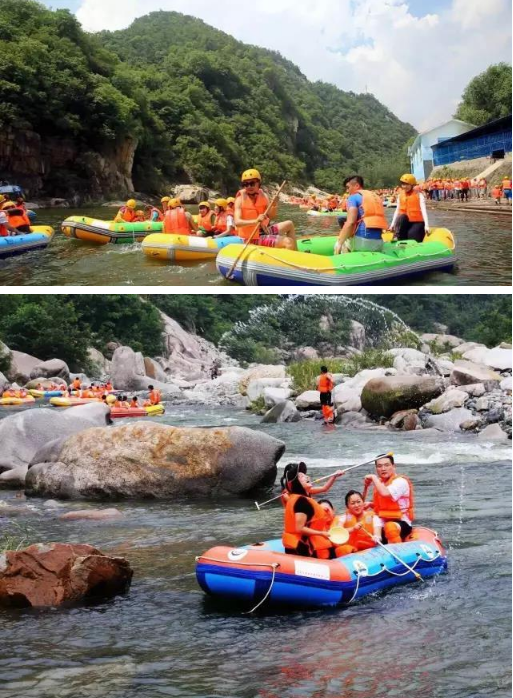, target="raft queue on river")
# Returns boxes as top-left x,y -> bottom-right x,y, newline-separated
0,169 -> 461,284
